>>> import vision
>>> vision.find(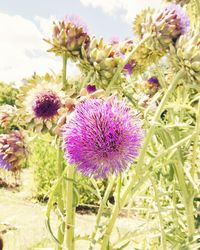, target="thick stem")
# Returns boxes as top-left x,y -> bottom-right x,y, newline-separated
89,176 -> 115,250
65,165 -> 75,250
135,69 -> 186,175
56,139 -> 65,250
151,177 -> 167,250
174,161 -> 195,237
191,98 -> 200,178
63,53 -> 67,89
100,70 -> 185,249
100,174 -> 149,249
